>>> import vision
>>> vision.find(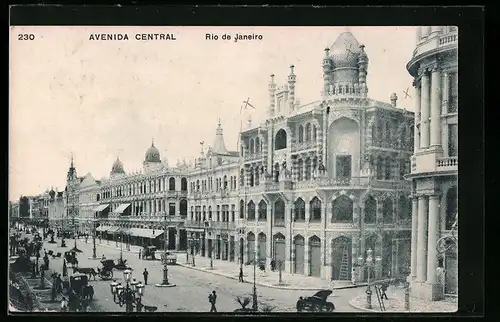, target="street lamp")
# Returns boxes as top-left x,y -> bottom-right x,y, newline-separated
110,270 -> 145,312
251,249 -> 258,311
155,212 -> 176,287
357,248 -> 382,310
